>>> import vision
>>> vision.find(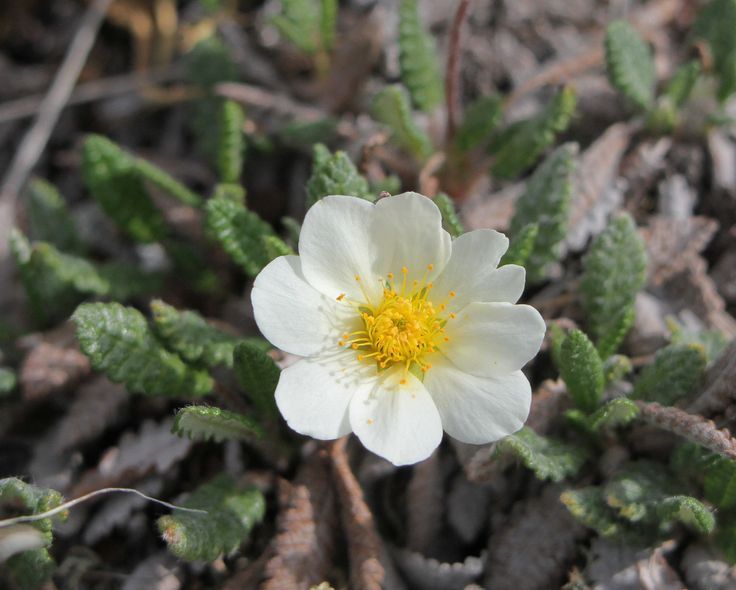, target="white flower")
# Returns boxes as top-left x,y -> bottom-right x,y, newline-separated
252,192 -> 546,466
